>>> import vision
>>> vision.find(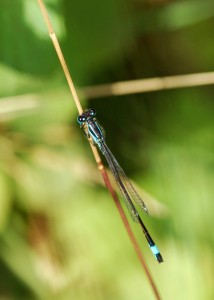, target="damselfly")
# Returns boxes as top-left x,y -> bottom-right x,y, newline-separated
77,108 -> 163,263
